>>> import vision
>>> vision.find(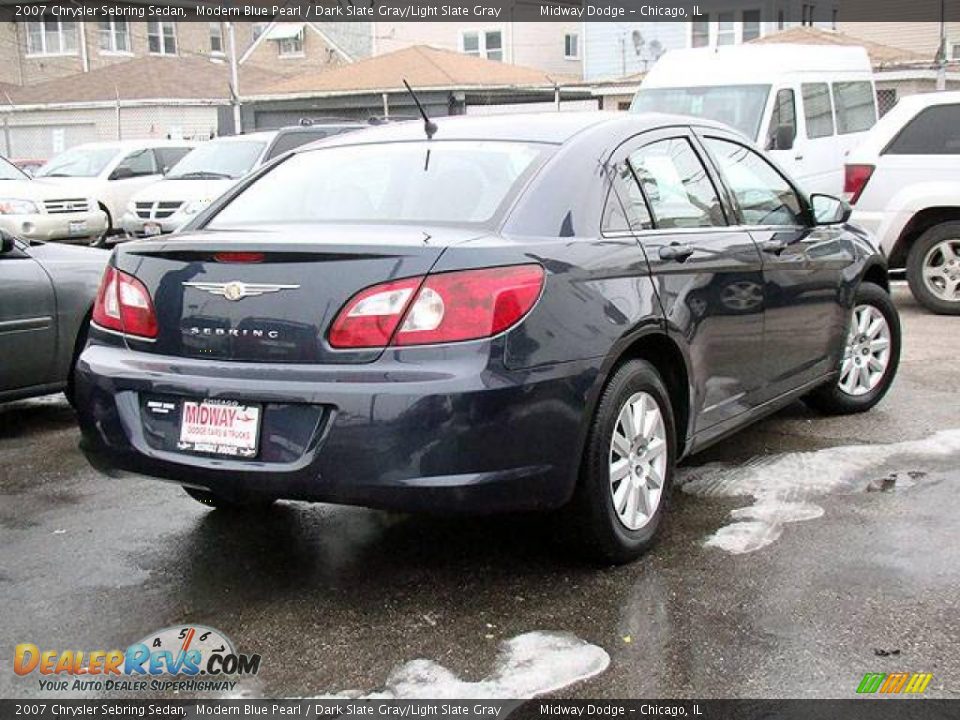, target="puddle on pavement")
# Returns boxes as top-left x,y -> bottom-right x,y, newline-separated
678,429 -> 960,555
314,631 -> 609,699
